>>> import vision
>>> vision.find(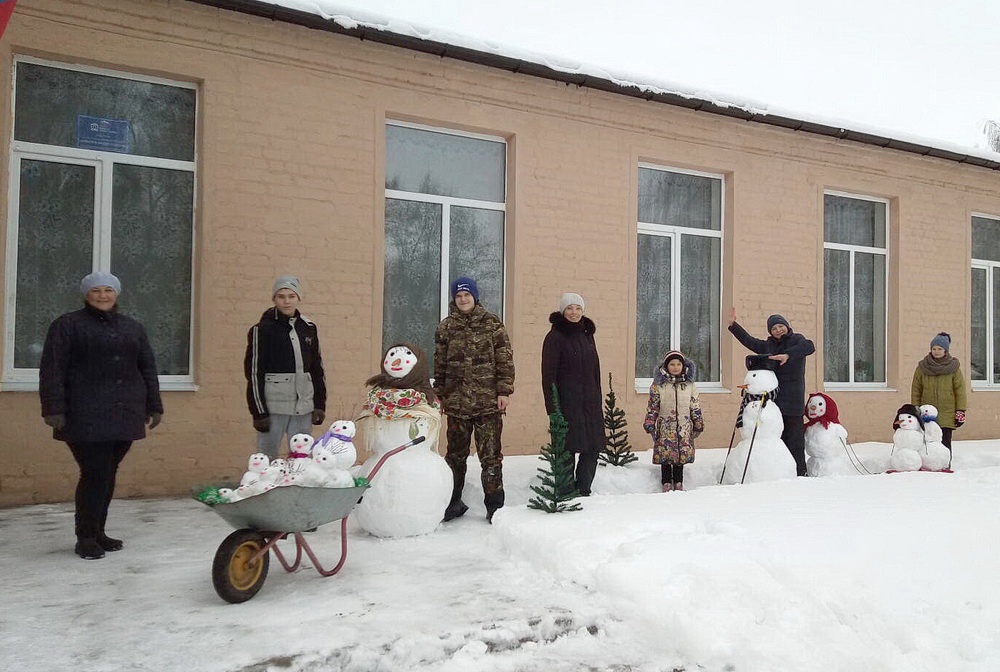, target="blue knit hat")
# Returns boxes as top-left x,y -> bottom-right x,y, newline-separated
451,277 -> 479,303
930,332 -> 951,351
80,271 -> 121,296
